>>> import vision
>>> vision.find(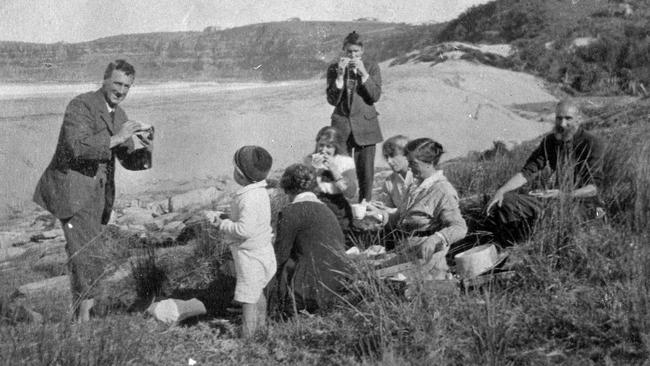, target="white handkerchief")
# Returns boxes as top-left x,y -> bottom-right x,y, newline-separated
311,153 -> 326,170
